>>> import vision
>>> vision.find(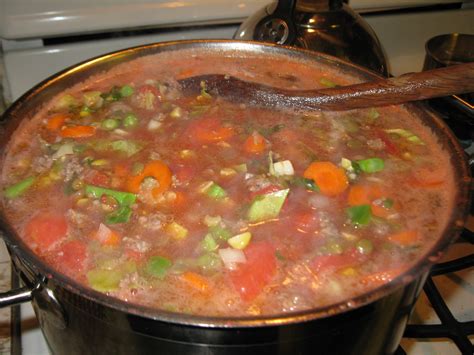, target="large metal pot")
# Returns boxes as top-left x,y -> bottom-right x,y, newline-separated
0,40 -> 470,355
